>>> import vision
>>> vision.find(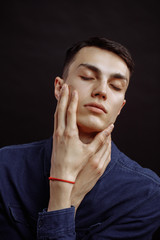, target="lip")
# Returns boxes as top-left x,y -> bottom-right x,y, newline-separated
84,102 -> 107,113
